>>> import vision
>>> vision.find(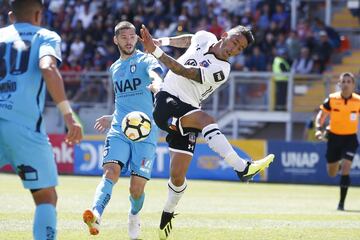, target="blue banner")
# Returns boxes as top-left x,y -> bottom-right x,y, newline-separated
74,140 -> 256,181
267,141 -> 360,185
